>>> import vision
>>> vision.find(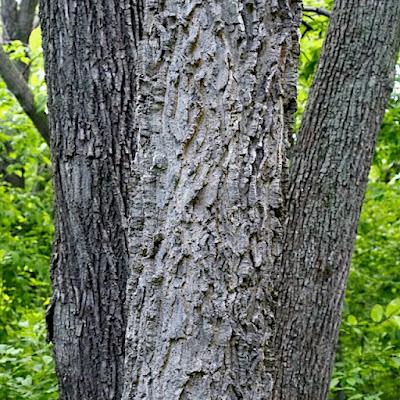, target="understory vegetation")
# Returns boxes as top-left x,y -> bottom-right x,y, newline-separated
0,1 -> 399,398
